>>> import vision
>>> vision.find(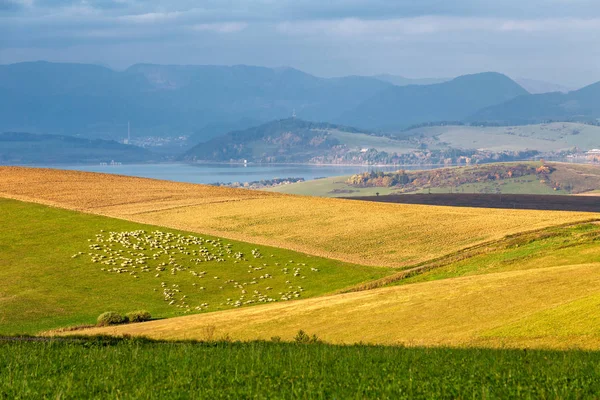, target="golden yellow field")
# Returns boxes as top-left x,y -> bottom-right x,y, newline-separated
67,263 -> 600,349
1,167 -> 597,267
